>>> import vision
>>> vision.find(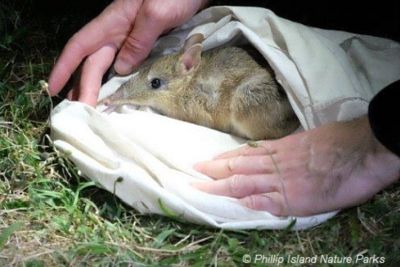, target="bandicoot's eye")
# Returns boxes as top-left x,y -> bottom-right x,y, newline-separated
150,78 -> 162,89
